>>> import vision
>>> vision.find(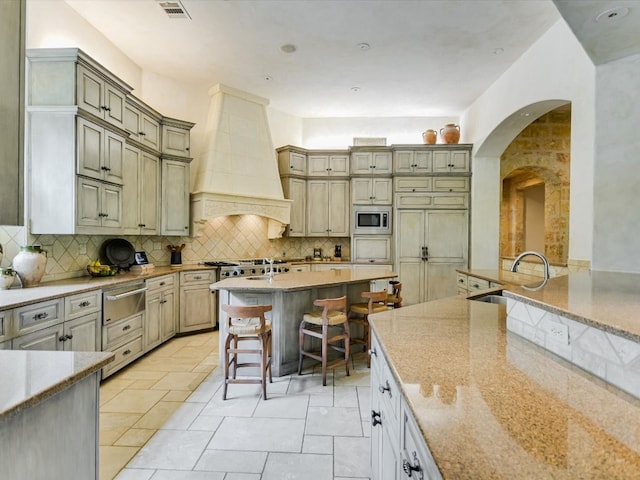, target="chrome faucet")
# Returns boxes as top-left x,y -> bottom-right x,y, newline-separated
510,251 -> 550,281
264,257 -> 274,281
